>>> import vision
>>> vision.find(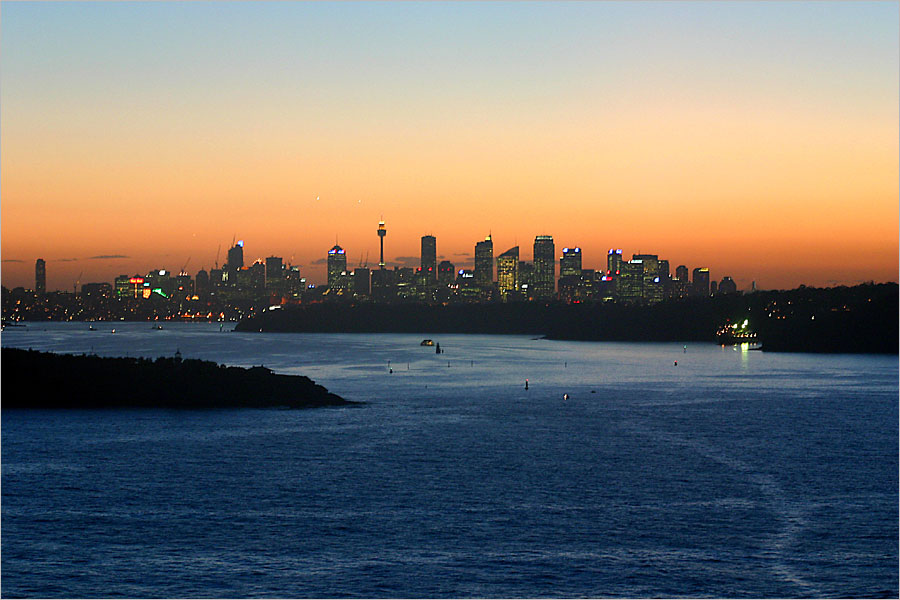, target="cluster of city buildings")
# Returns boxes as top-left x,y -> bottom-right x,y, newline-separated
22,221 -> 743,314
